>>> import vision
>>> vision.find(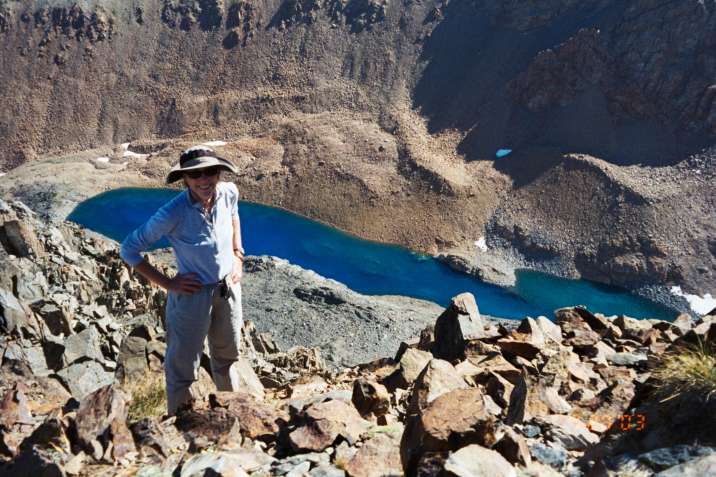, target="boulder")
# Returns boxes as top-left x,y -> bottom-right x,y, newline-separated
289,399 -> 370,452
443,444 -> 517,477
74,384 -> 135,461
229,357 -> 265,401
485,371 -> 514,408
614,315 -> 654,343
540,386 -> 572,414
400,387 -> 497,473
433,293 -> 488,361
408,359 -> 468,413
343,433 -> 402,477
554,308 -> 600,348
209,392 -> 285,441
62,327 -> 104,365
55,360 -> 114,399
384,348 -> 432,390
33,302 -> 72,337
